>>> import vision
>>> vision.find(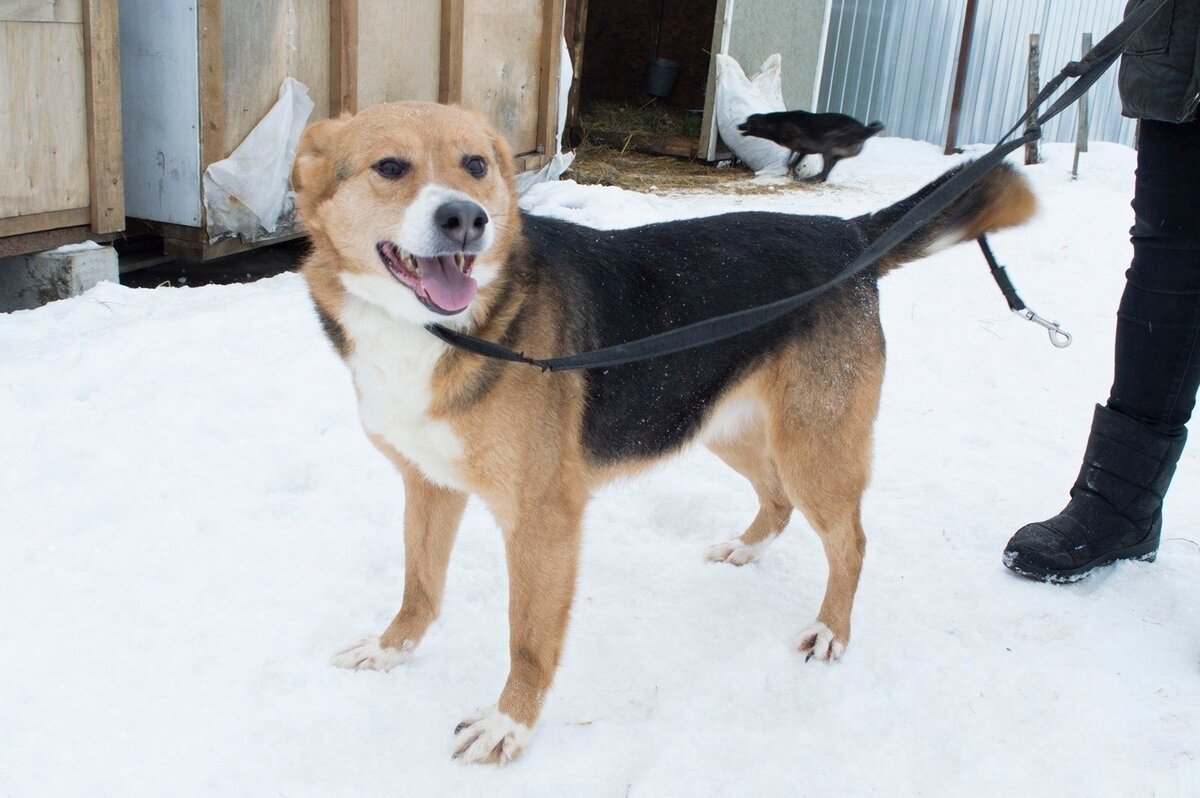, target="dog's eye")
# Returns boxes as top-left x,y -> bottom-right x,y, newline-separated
373,158 -> 410,180
462,155 -> 488,178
